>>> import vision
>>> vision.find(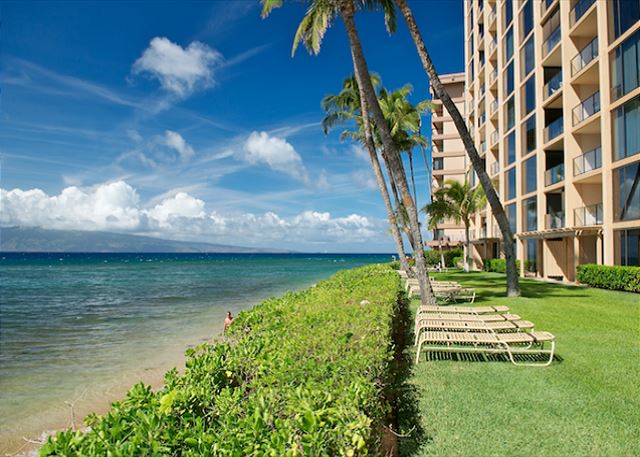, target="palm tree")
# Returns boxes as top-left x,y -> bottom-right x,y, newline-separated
377,84 -> 432,209
423,177 -> 486,273
394,0 -> 521,296
321,75 -> 410,271
261,0 -> 435,306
